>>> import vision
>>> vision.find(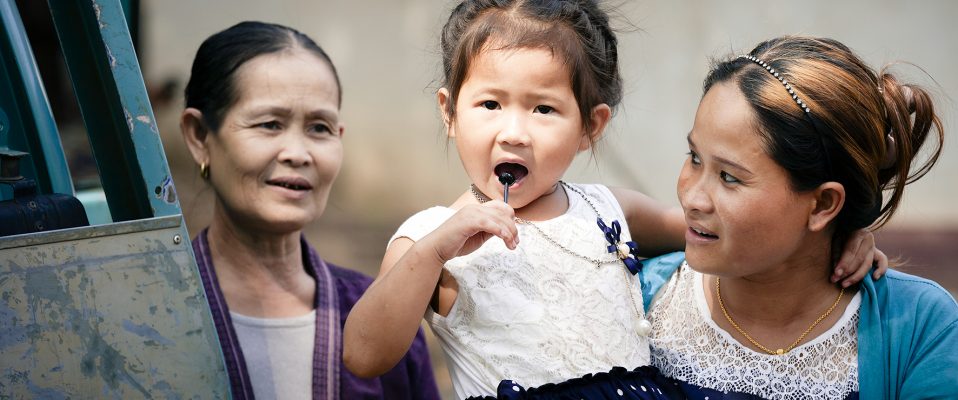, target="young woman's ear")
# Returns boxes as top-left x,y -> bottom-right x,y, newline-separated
437,88 -> 455,138
808,182 -> 846,232
180,107 -> 212,167
580,103 -> 612,151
